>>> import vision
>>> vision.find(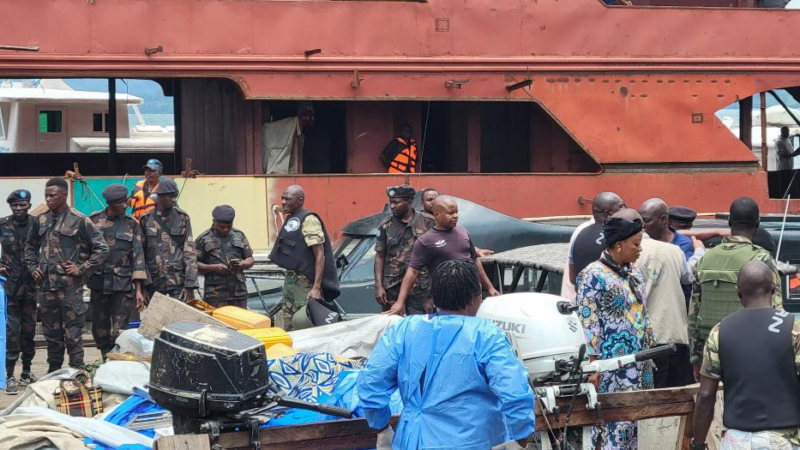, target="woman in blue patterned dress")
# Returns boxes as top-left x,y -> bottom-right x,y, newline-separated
576,212 -> 656,450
